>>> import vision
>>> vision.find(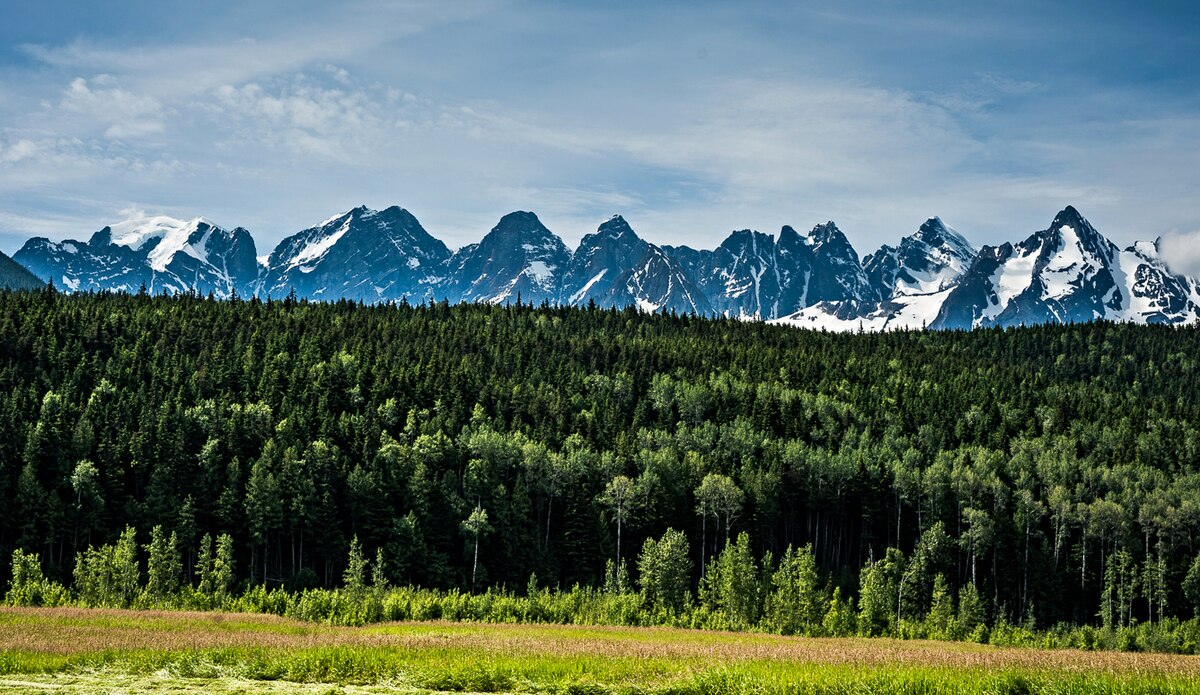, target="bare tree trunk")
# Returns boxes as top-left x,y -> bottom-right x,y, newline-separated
472,535 -> 479,591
